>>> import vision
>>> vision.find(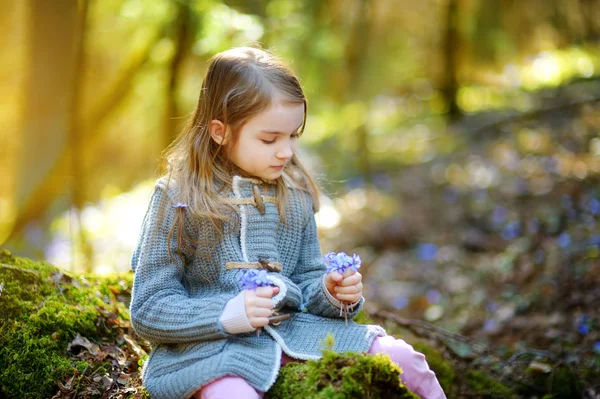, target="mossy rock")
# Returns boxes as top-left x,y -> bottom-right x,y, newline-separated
0,250 -> 136,398
266,350 -> 419,399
